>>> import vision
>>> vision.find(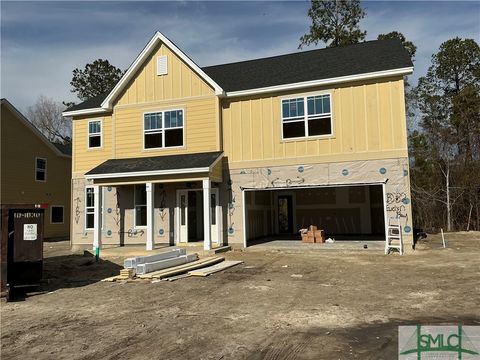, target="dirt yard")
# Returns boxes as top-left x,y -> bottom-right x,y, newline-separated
1,233 -> 479,359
